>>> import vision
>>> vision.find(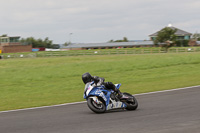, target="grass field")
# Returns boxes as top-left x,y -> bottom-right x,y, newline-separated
1,52 -> 200,111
